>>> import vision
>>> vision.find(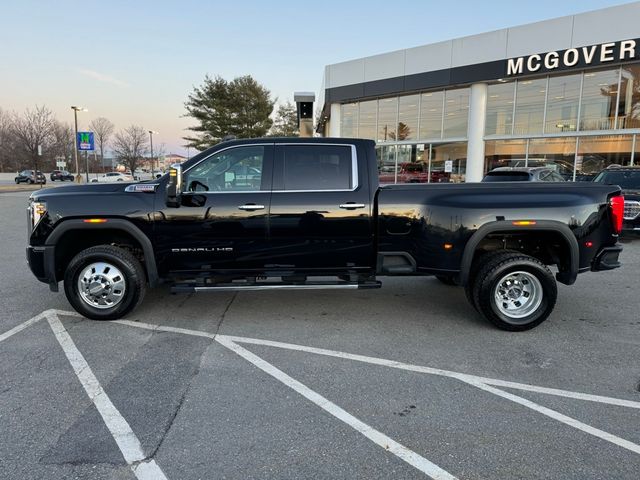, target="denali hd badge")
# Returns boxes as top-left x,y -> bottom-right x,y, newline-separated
507,39 -> 638,76
171,247 -> 233,253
